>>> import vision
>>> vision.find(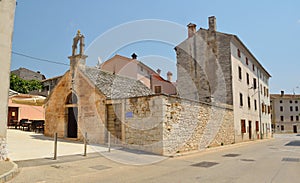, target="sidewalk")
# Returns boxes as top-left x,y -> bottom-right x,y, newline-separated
0,161 -> 18,183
